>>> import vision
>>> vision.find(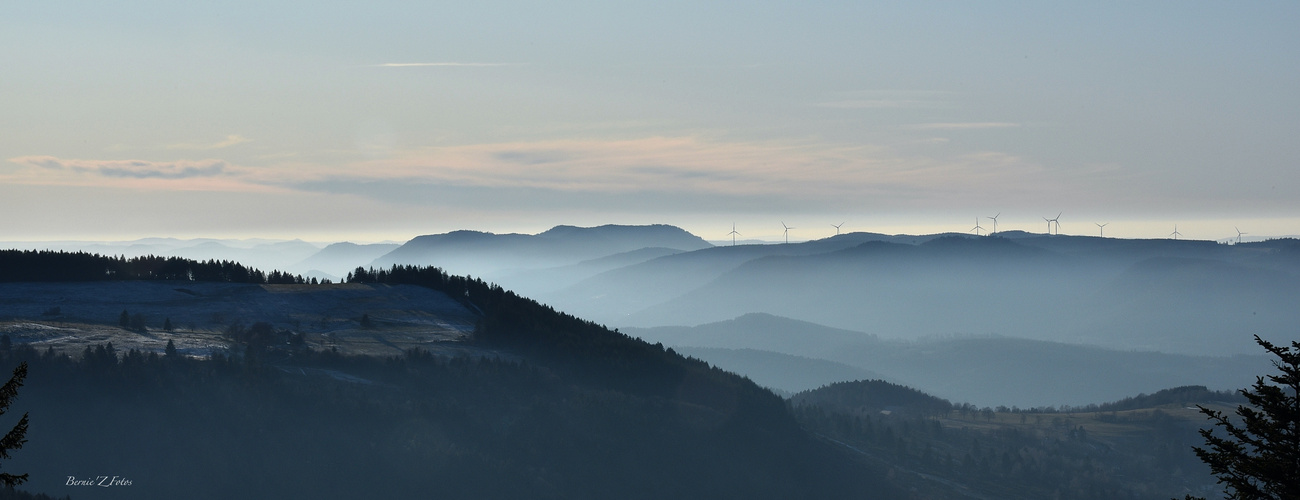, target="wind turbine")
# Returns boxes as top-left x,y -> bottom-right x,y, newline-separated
1169,224 -> 1182,240
1096,222 -> 1108,238
1235,226 -> 1247,244
832,222 -> 845,236
971,217 -> 985,236
1043,212 -> 1061,235
781,222 -> 795,244
728,223 -> 741,246
987,213 -> 1000,235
